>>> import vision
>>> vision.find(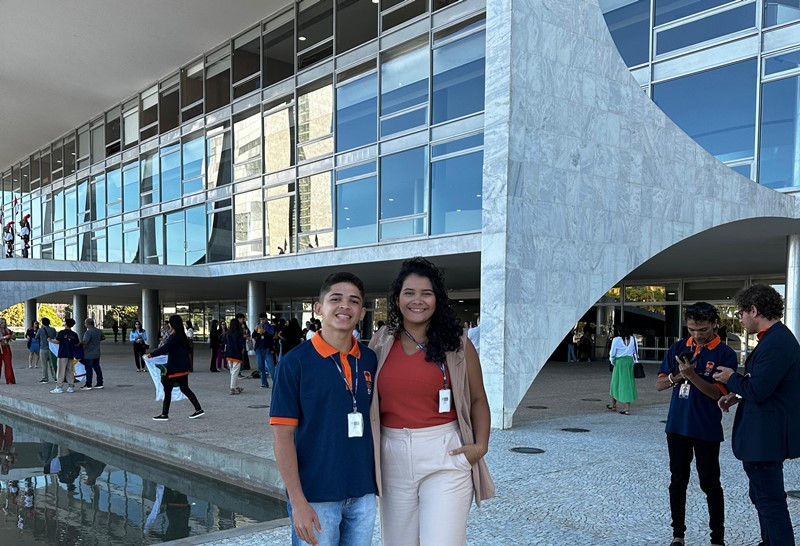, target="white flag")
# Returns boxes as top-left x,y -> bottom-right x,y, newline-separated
143,354 -> 186,401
